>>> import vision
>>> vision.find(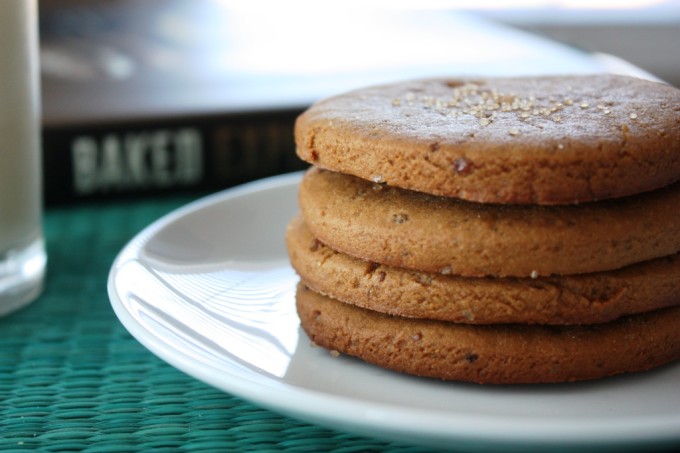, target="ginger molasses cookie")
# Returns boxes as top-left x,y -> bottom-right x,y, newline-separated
295,74 -> 680,205
296,285 -> 680,384
286,216 -> 680,325
298,167 -> 680,277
